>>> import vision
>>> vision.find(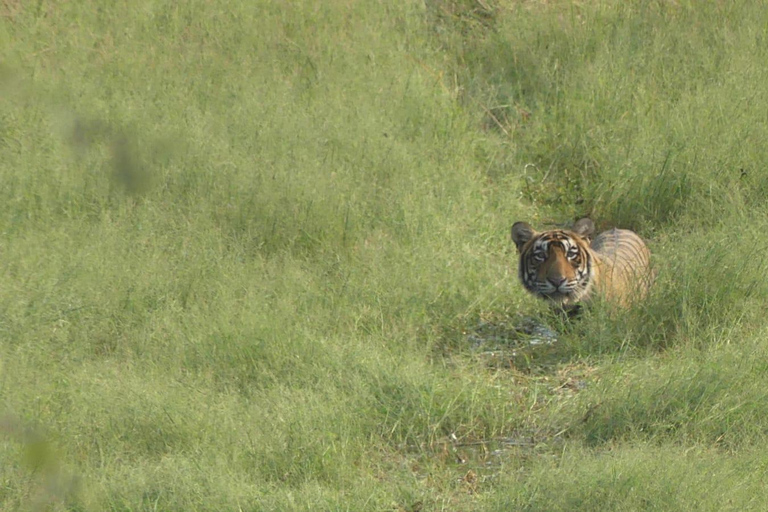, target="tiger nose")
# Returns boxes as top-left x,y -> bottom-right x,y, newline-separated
548,277 -> 566,287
